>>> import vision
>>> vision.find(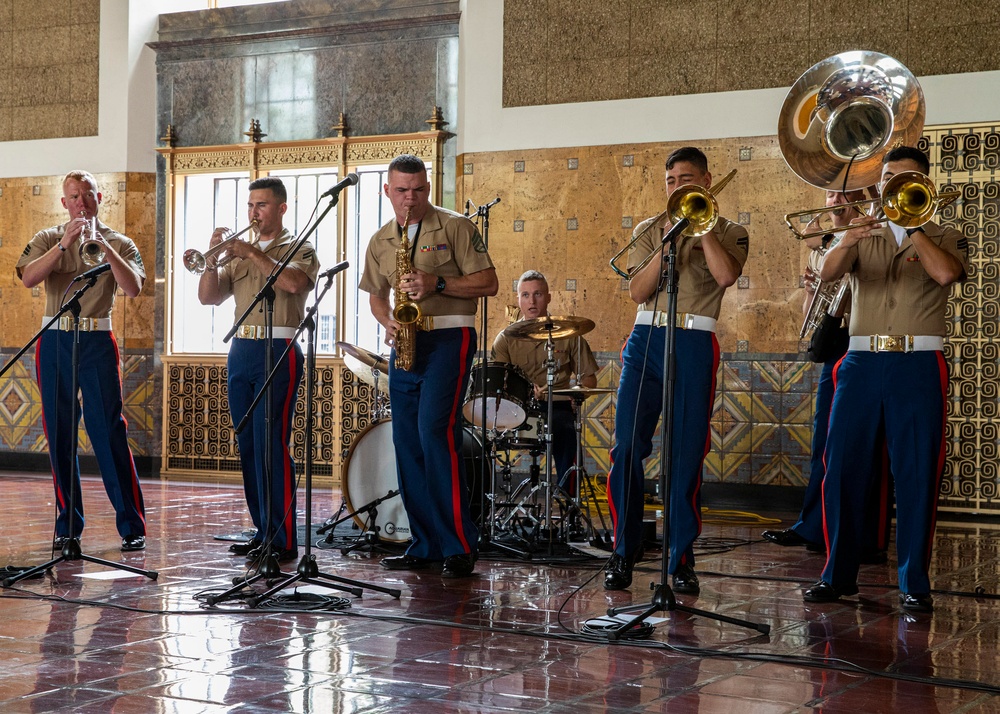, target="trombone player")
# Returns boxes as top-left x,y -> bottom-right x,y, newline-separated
605,147 -> 749,592
764,188 -> 893,563
804,146 -> 968,612
16,170 -> 148,552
